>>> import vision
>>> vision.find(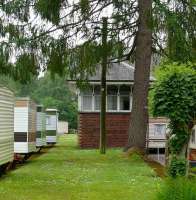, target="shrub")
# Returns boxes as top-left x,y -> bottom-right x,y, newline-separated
151,63 -> 196,177
168,156 -> 187,177
156,178 -> 196,200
